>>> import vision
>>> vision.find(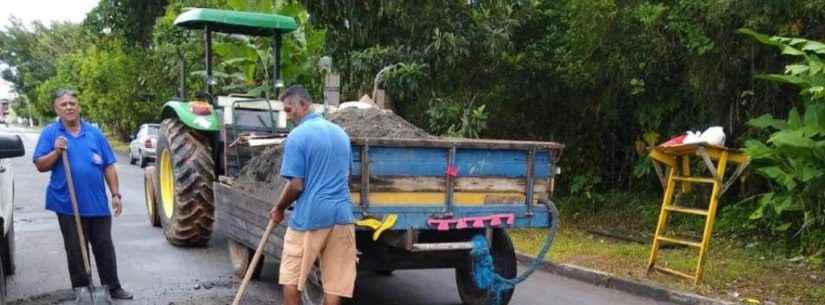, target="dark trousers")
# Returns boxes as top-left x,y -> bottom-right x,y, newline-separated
56,213 -> 121,290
